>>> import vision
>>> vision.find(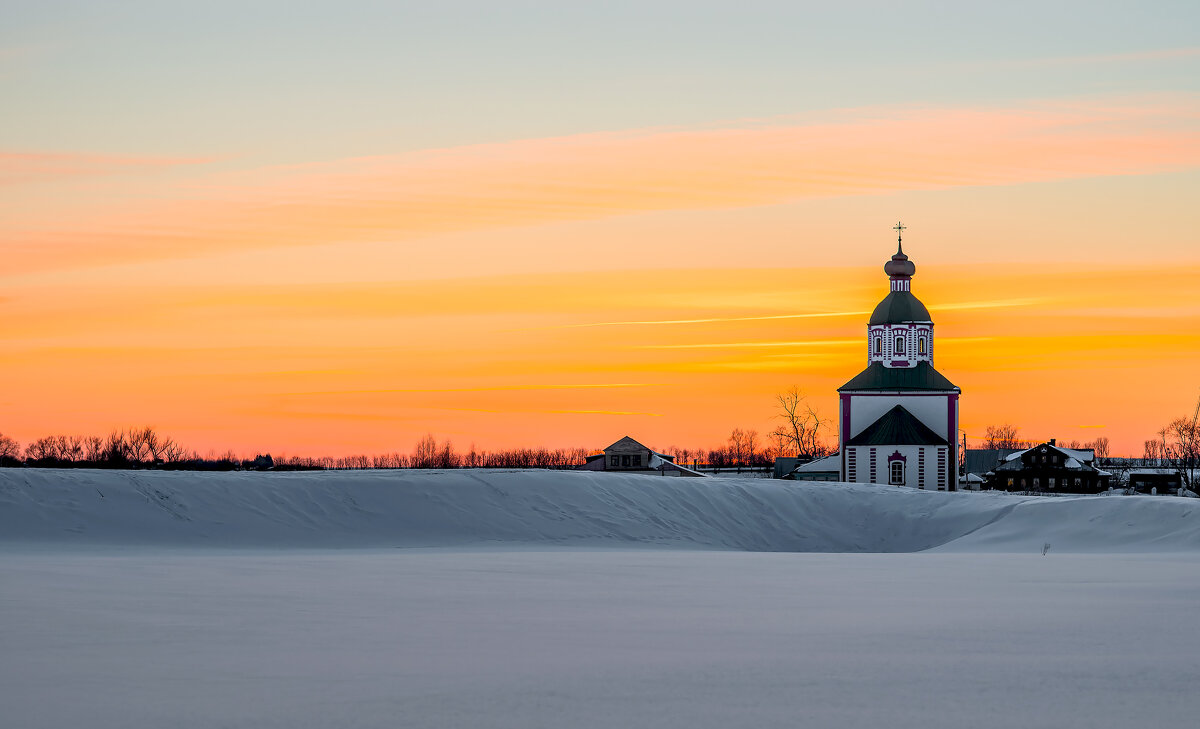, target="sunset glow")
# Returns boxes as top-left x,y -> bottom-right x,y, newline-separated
3,2 -> 1198,458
